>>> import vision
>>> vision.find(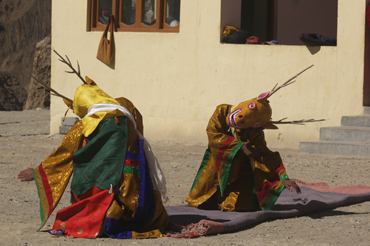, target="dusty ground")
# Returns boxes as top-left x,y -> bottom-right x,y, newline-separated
1,109 -> 370,246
